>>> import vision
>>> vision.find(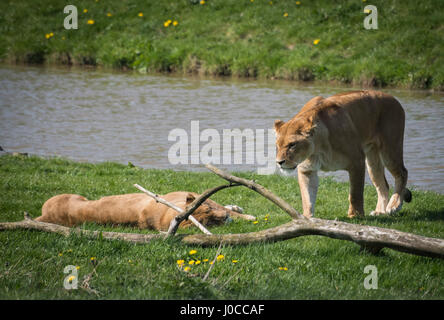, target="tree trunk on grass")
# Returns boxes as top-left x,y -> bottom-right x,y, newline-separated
1,212 -> 443,259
